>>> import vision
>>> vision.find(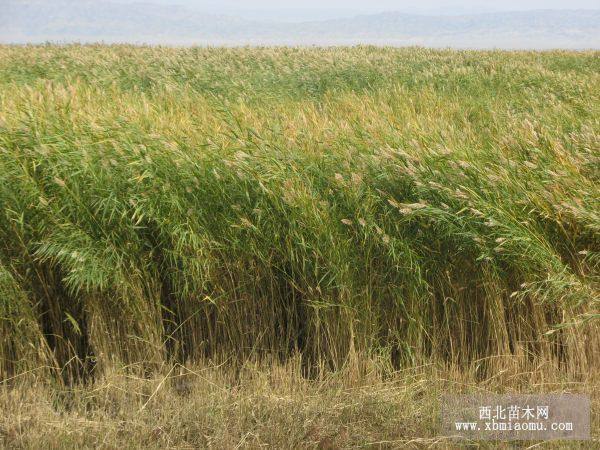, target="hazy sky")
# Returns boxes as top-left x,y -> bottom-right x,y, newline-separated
116,0 -> 599,21
138,0 -> 599,10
